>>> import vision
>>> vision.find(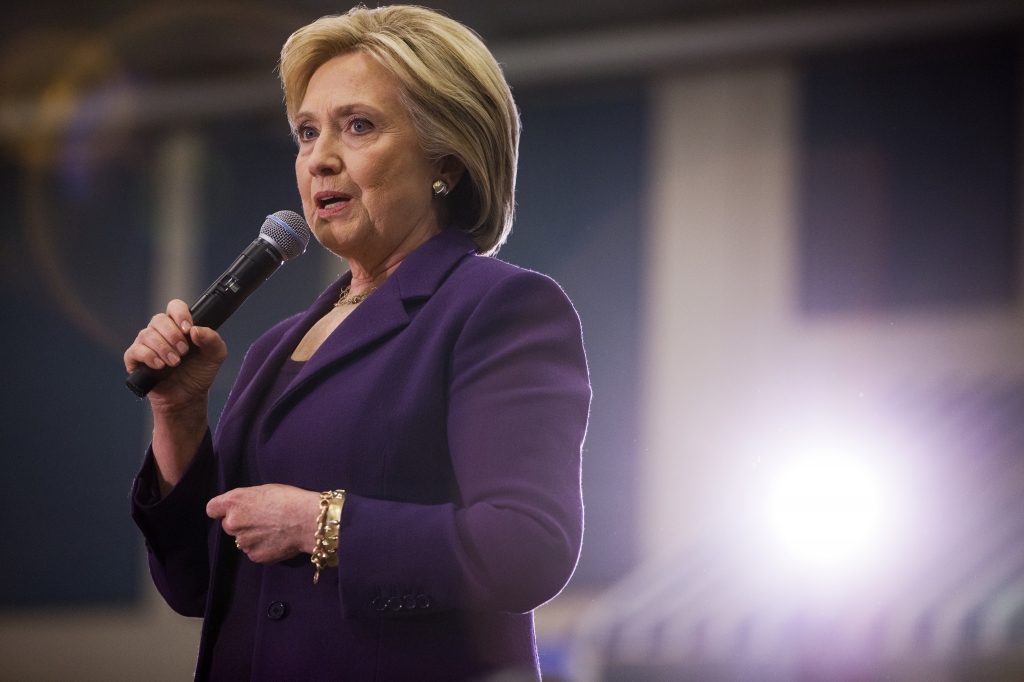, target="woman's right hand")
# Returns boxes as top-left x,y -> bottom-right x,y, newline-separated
124,299 -> 228,413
